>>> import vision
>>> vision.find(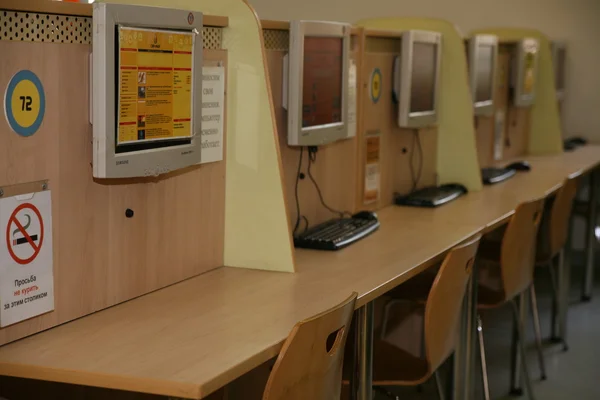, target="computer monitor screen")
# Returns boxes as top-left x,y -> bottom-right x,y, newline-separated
92,3 -> 203,178
116,26 -> 195,153
475,44 -> 494,103
302,36 -> 343,128
522,50 -> 536,95
410,42 -> 437,113
555,47 -> 566,91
